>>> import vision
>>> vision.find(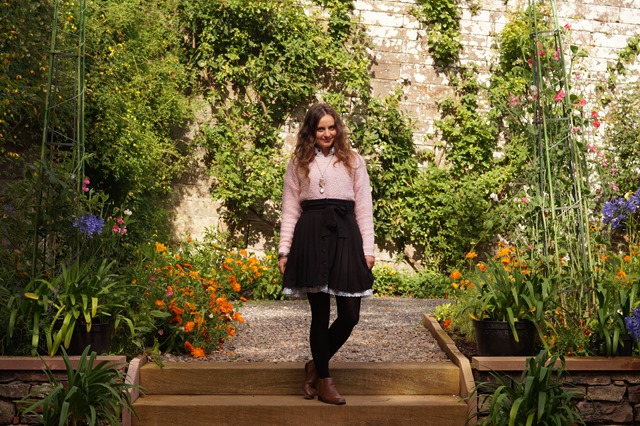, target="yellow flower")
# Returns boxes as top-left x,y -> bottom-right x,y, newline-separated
155,242 -> 167,253
616,269 -> 627,281
451,282 -> 459,289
